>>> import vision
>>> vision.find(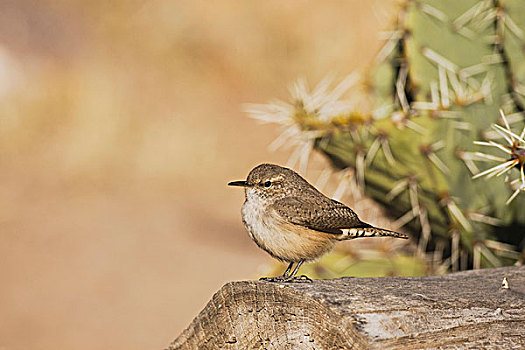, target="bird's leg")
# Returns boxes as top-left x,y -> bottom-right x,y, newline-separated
284,260 -> 312,283
259,262 -> 295,282
259,261 -> 312,283
282,262 -> 295,278
286,260 -> 303,279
